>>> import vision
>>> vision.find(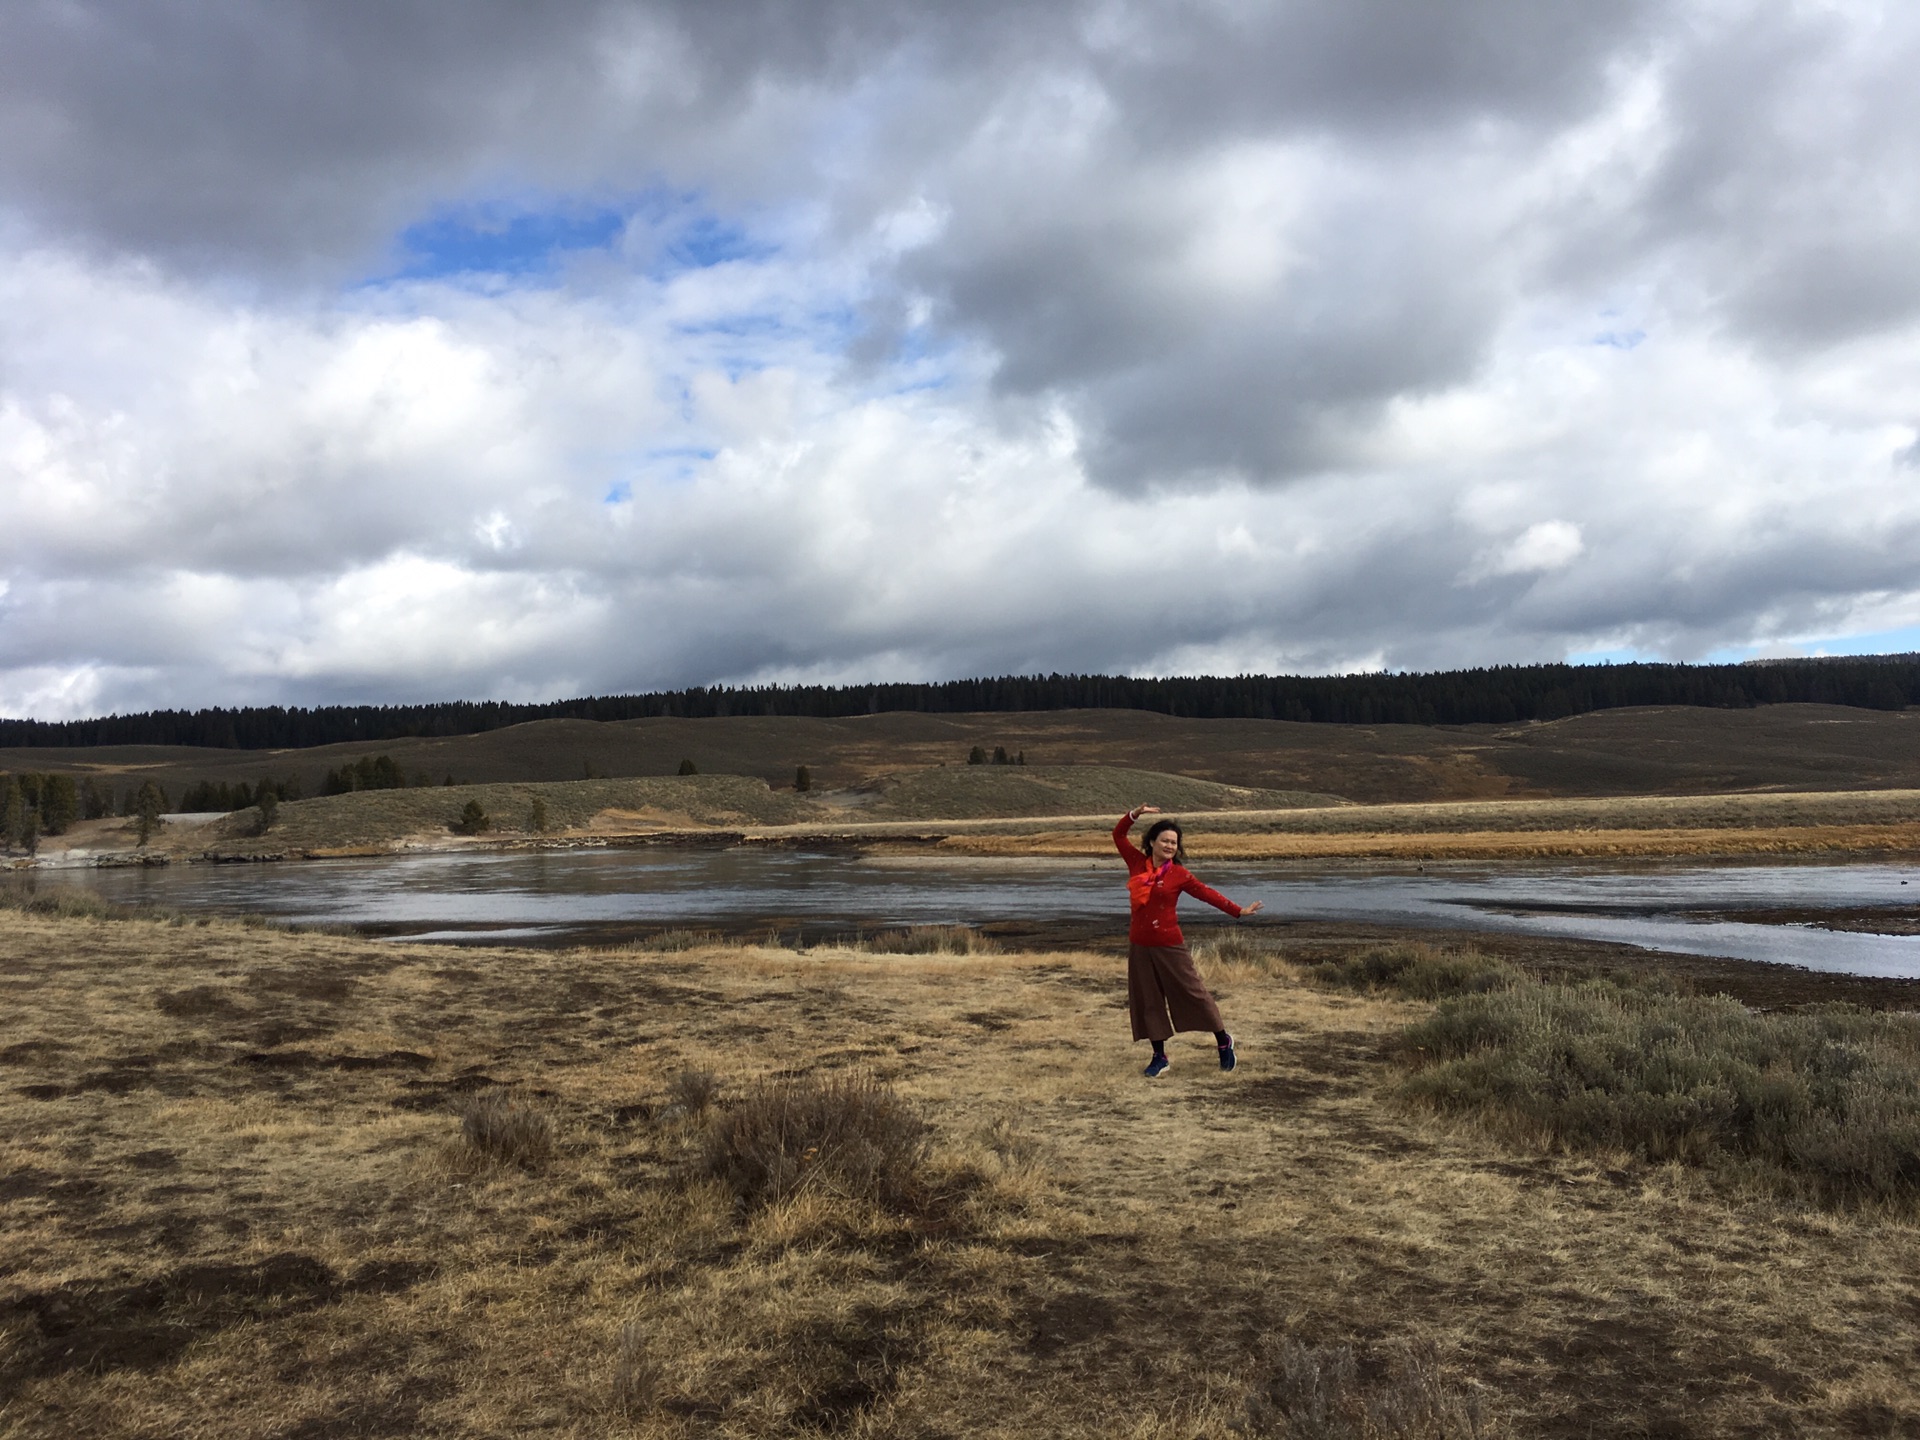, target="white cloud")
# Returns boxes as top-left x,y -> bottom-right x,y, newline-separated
1468,521 -> 1586,581
5,2 -> 1920,716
